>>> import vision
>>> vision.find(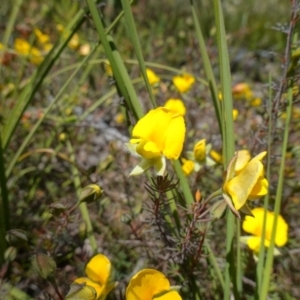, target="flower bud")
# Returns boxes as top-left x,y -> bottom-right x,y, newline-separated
31,253 -> 56,279
79,184 -> 103,204
193,139 -> 206,162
